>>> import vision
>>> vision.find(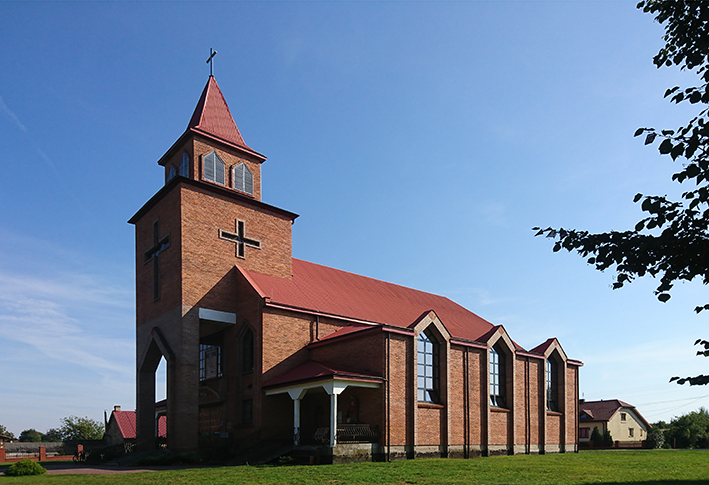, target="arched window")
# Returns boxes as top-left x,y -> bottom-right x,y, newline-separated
546,358 -> 558,411
203,151 -> 225,185
167,165 -> 176,182
490,345 -> 507,408
417,330 -> 439,403
242,327 -> 254,373
180,152 -> 189,177
233,162 -> 254,195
